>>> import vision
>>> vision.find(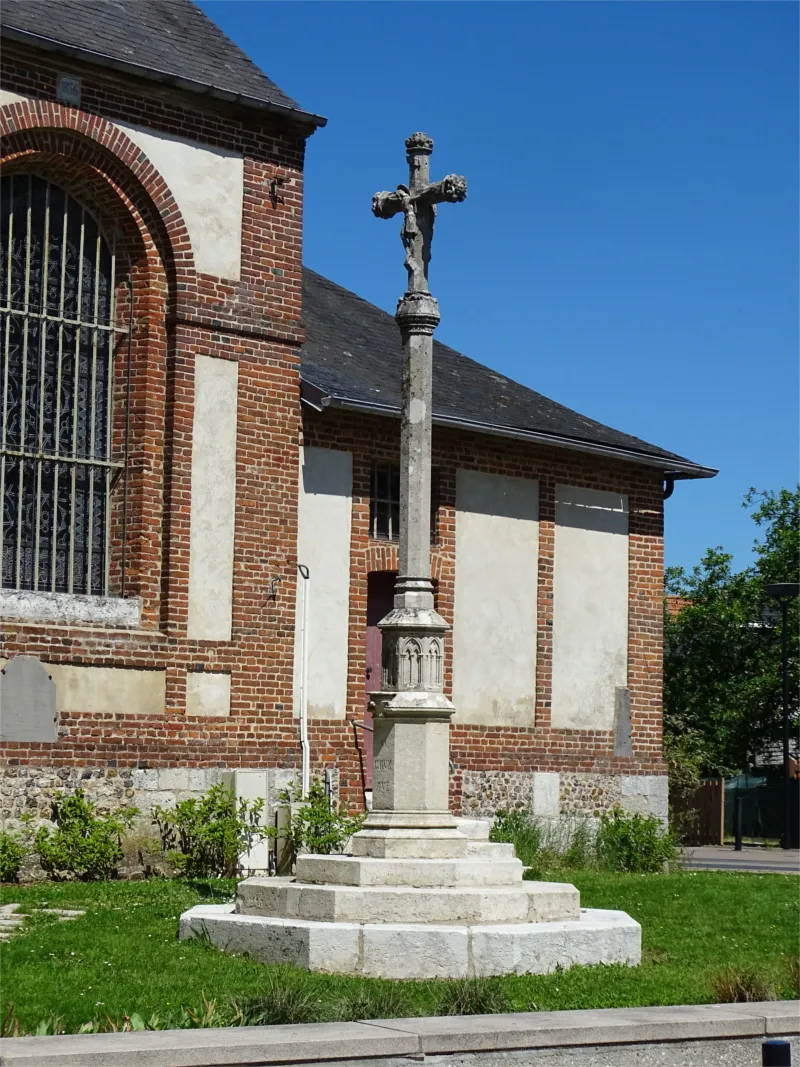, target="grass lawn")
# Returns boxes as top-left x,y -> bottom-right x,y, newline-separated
1,870 -> 797,1034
